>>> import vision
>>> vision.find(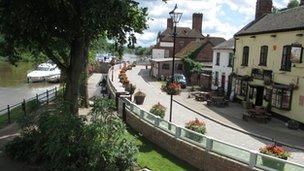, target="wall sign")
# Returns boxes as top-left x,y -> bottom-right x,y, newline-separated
291,43 -> 303,63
